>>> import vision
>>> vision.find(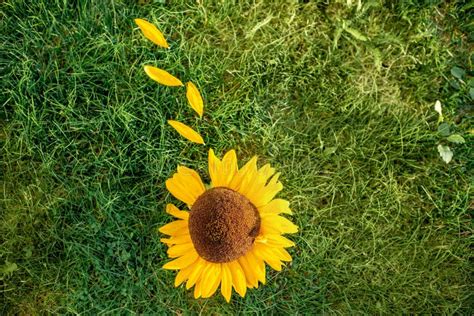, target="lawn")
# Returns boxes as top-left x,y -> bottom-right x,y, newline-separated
1,0 -> 472,314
